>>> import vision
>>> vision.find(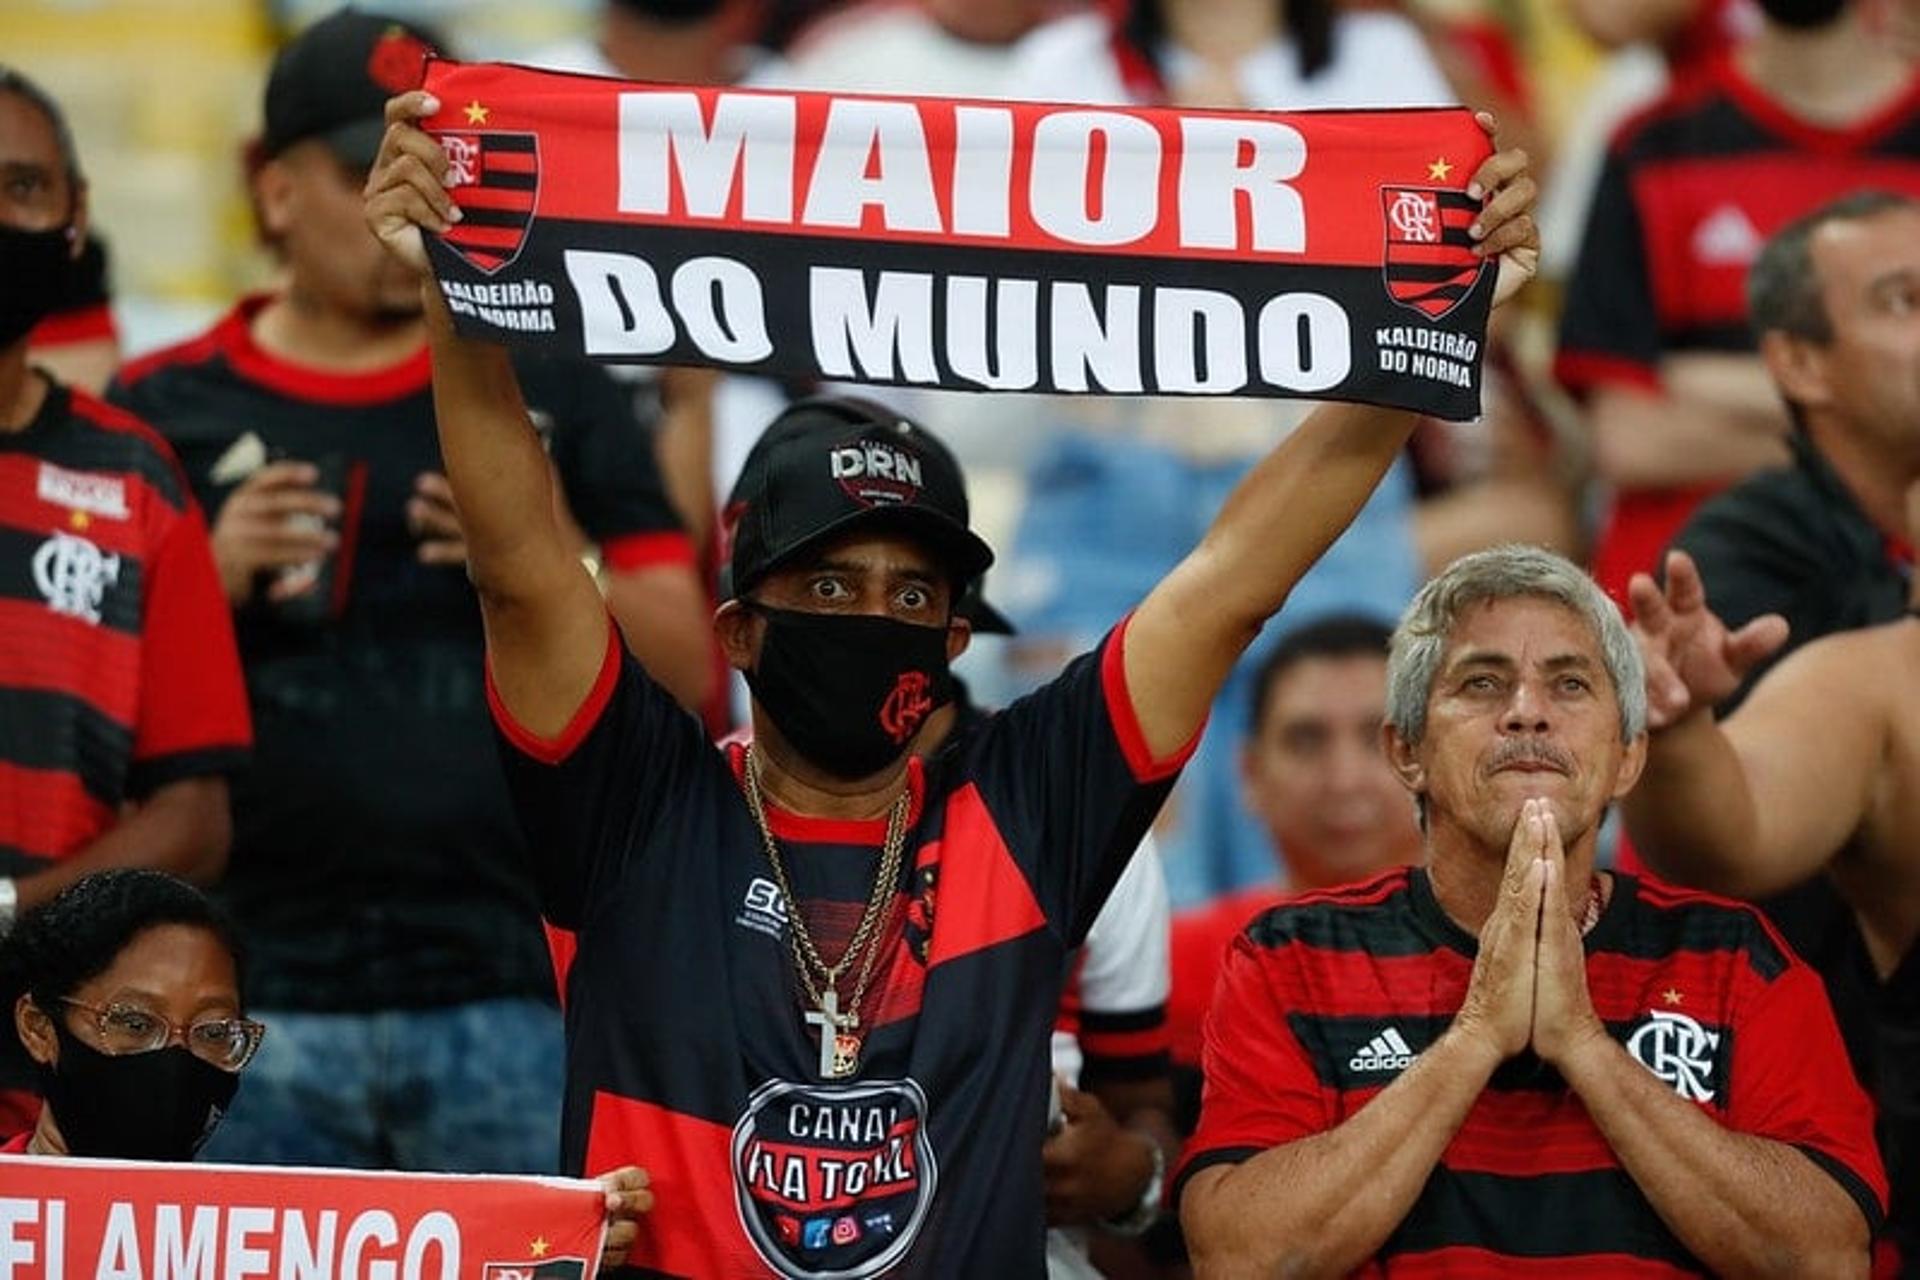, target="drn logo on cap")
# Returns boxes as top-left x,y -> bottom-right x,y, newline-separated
830,438 -> 925,507
726,396 -> 994,598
